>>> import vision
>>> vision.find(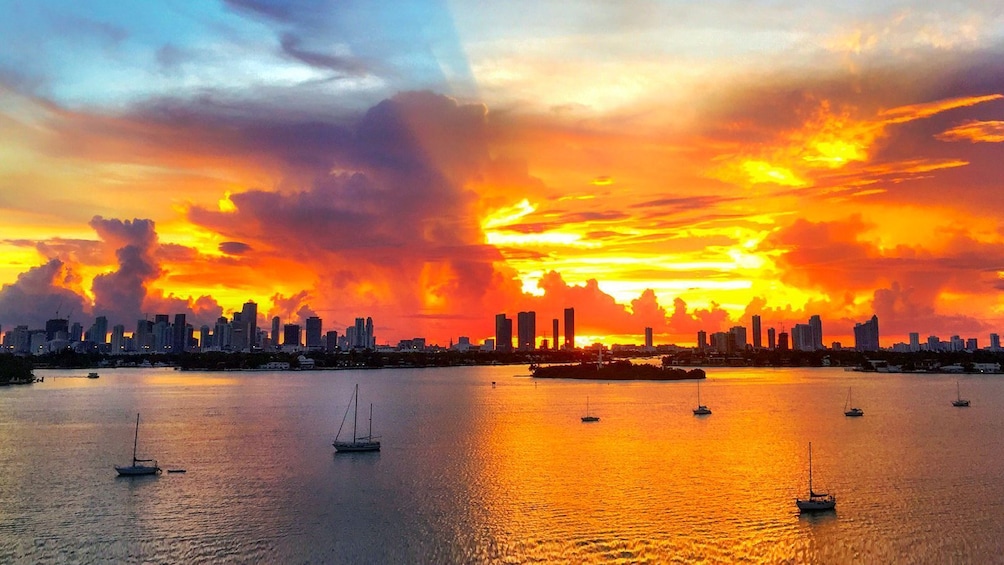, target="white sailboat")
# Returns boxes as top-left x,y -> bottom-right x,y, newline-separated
581,396 -> 599,422
952,380 -> 970,407
796,442 -> 836,512
115,413 -> 161,476
334,384 -> 381,453
844,387 -> 863,417
693,380 -> 712,415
